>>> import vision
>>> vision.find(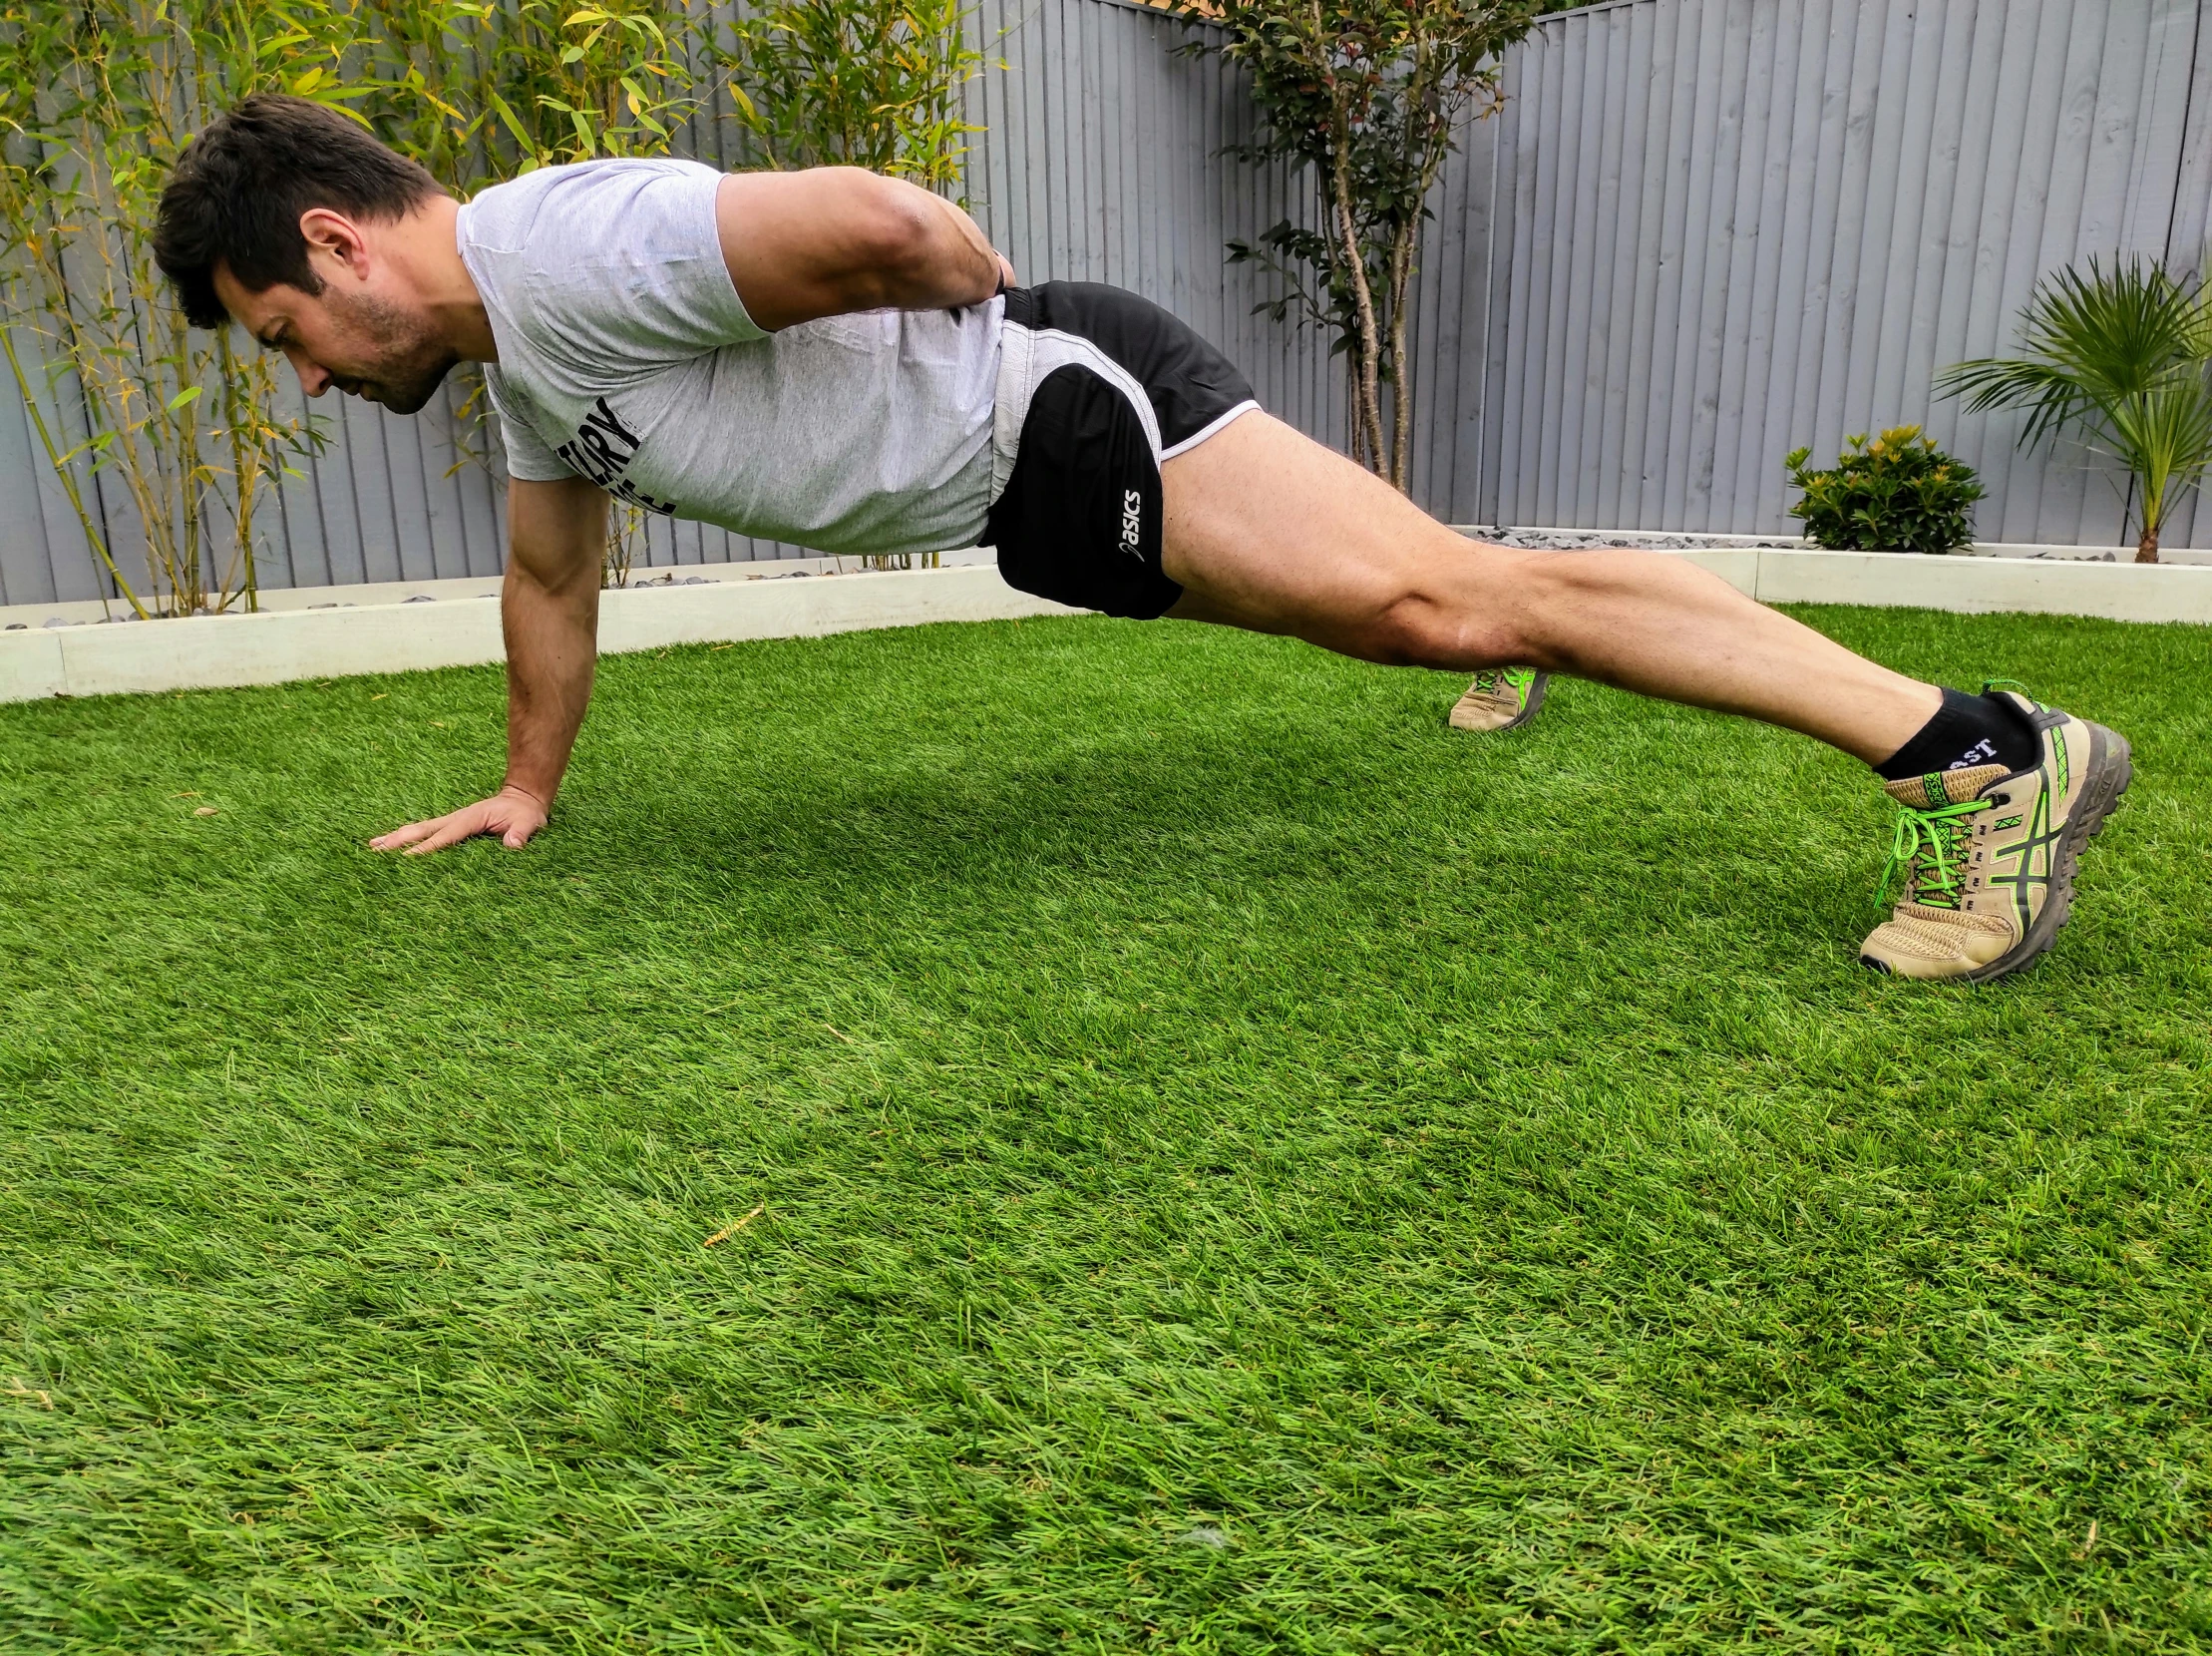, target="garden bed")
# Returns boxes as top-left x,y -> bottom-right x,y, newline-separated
1,607 -> 2207,1650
